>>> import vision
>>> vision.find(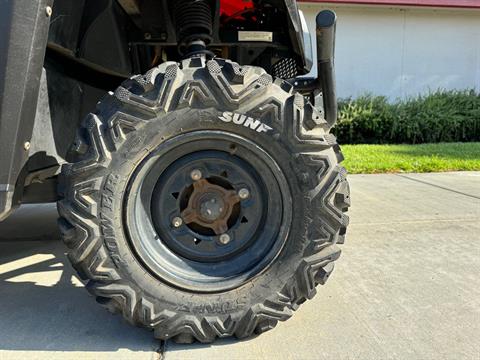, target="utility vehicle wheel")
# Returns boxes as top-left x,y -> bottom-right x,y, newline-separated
58,58 -> 350,343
